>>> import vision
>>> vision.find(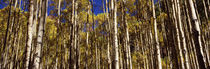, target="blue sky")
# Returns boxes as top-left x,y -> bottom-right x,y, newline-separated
0,0 -> 158,15
0,0 -> 7,9
0,0 -> 105,15
92,0 -> 105,15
